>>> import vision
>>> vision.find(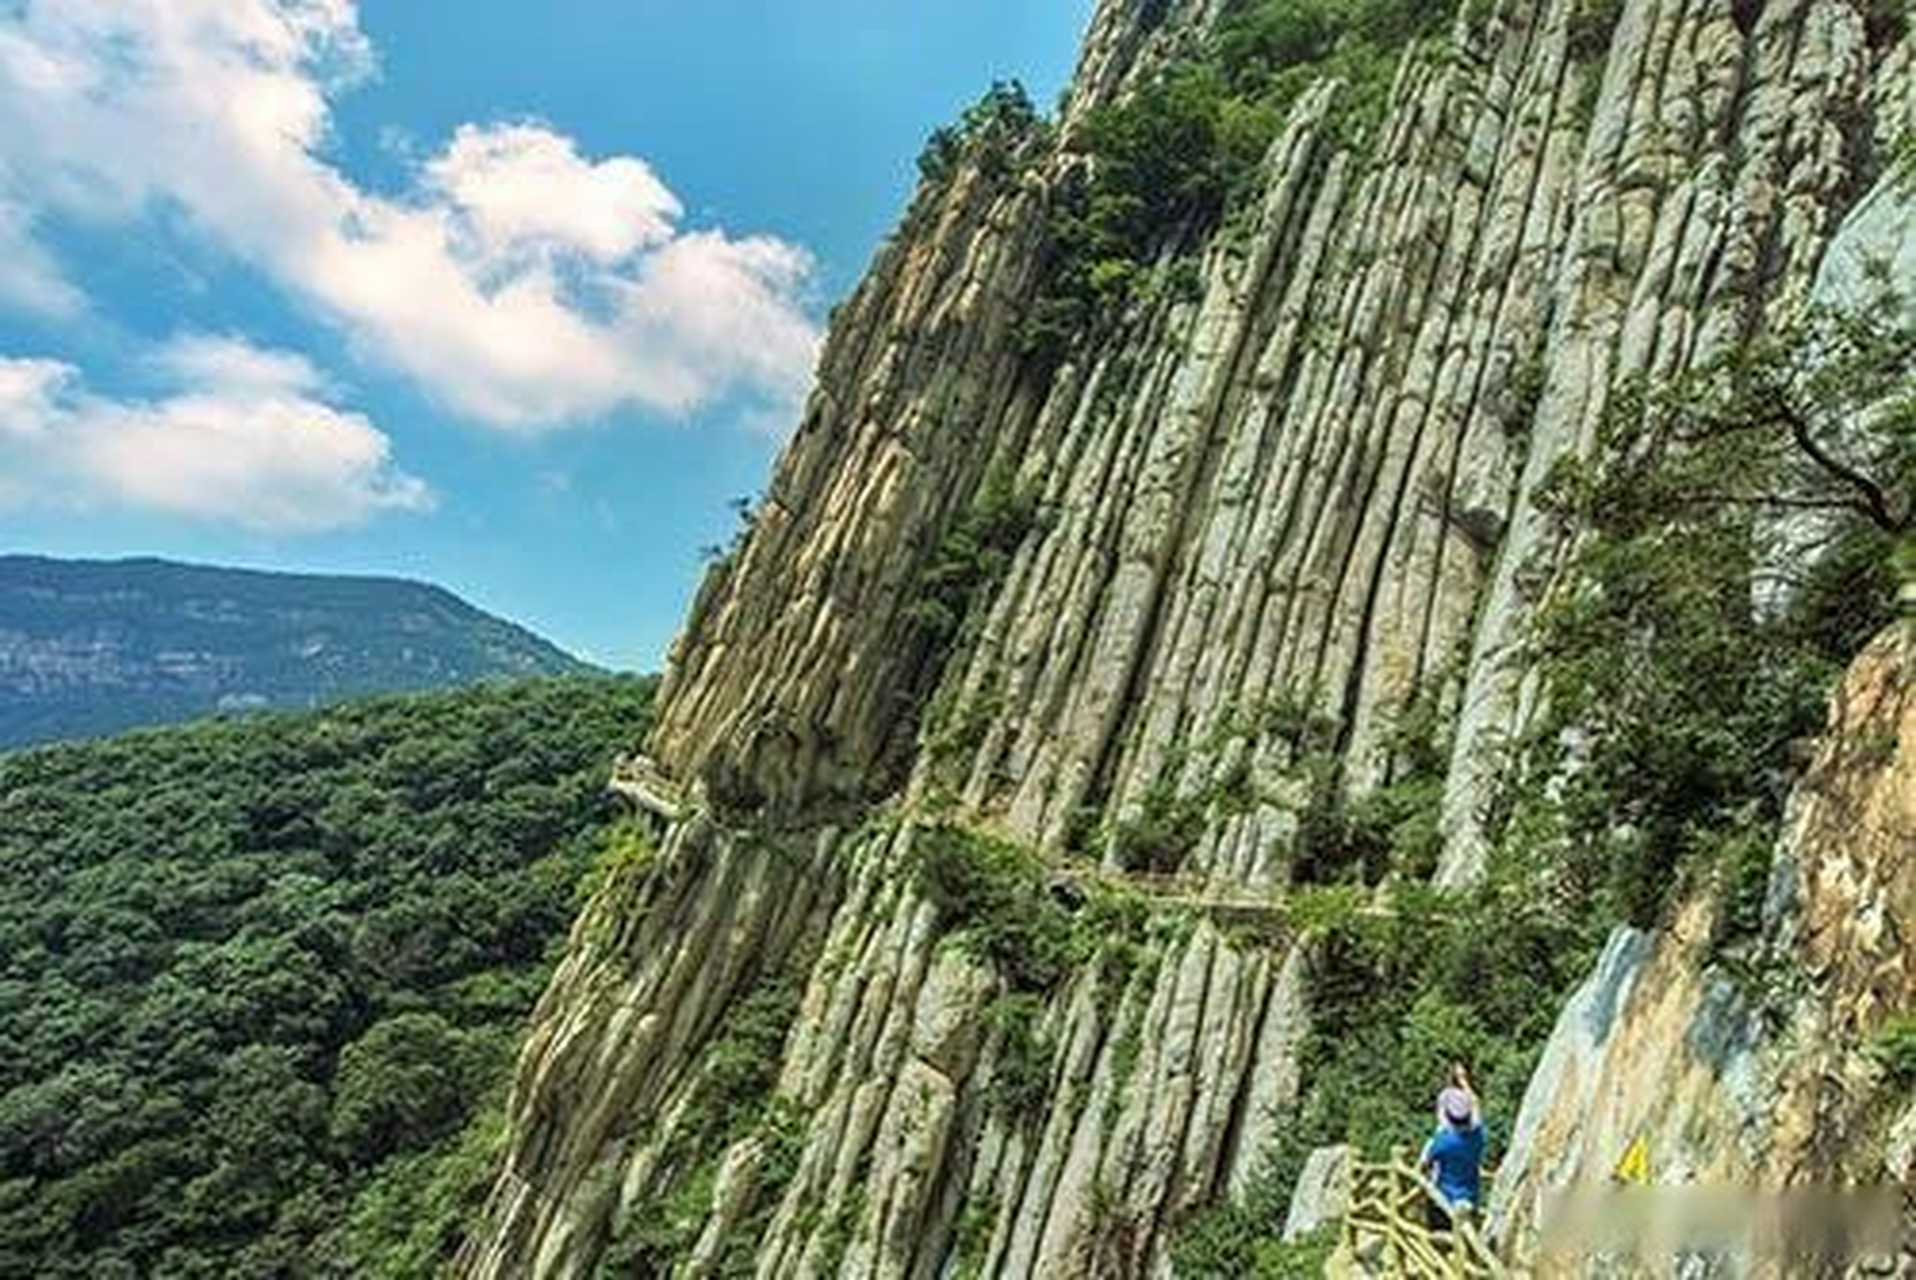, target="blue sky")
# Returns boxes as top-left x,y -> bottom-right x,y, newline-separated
0,0 -> 1091,668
